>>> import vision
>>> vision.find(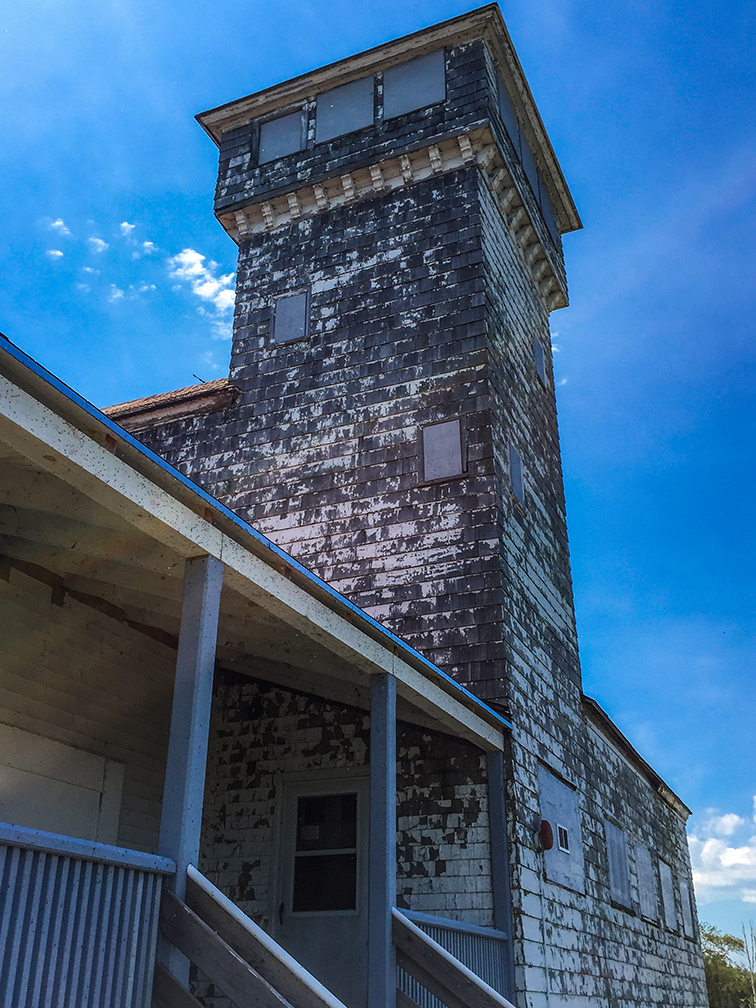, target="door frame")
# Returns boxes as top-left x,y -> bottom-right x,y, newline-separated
270,767 -> 370,938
